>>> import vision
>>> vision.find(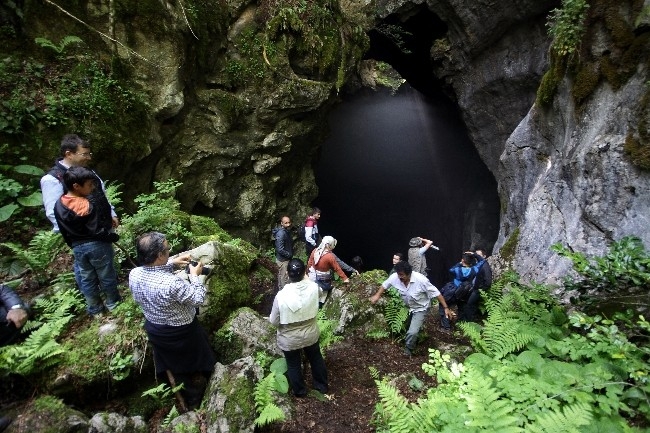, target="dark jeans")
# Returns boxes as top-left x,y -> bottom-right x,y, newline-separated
439,282 -> 457,329
284,341 -> 328,396
458,289 -> 480,322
